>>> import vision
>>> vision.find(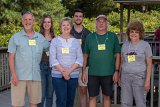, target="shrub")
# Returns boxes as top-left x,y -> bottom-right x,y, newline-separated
0,10 -> 160,47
